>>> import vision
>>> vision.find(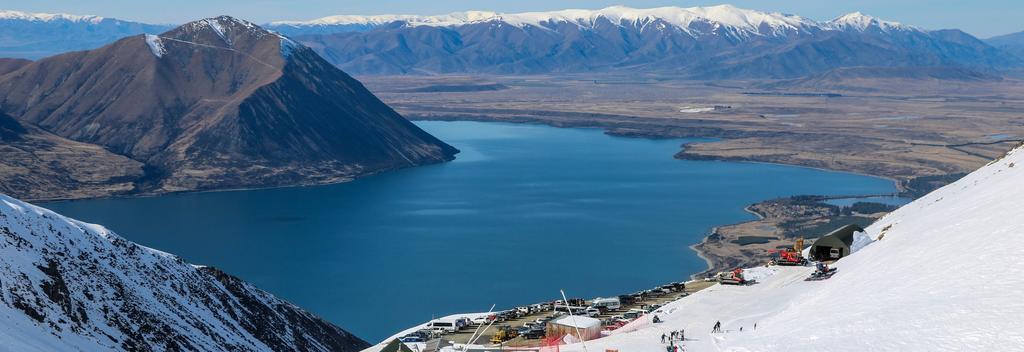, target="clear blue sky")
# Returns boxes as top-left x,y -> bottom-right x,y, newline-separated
1,0 -> 1020,38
